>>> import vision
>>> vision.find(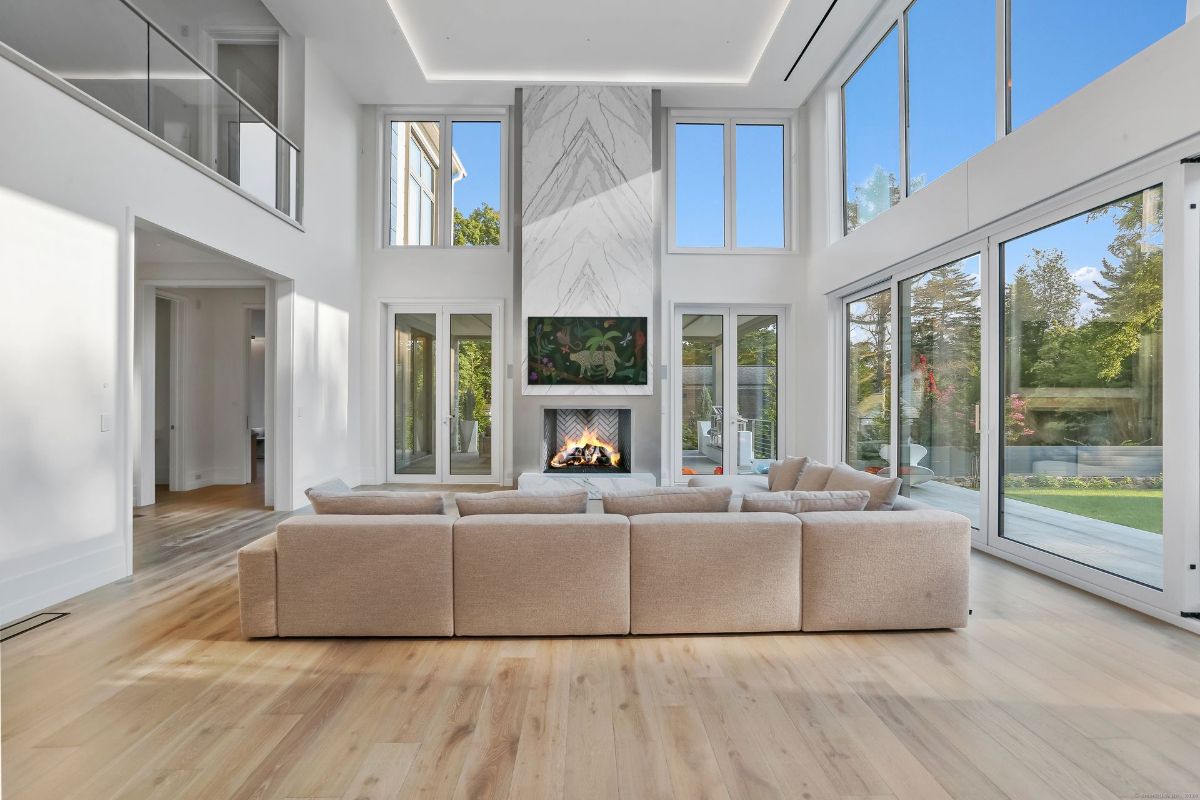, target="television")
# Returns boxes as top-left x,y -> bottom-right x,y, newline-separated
527,316 -> 648,386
